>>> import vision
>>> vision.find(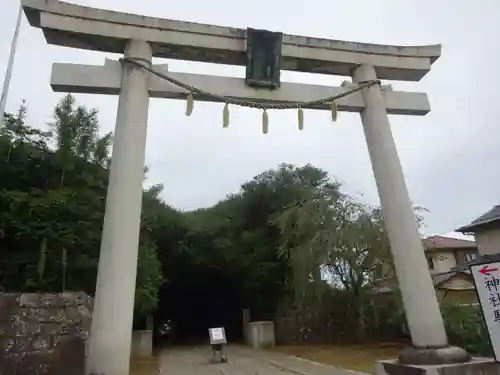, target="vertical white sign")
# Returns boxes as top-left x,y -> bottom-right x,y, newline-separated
470,261 -> 500,361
